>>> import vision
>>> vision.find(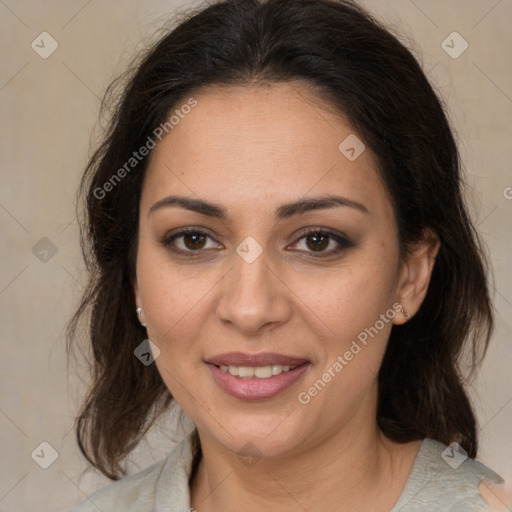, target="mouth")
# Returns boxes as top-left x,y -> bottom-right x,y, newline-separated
205,352 -> 310,400
216,363 -> 300,379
